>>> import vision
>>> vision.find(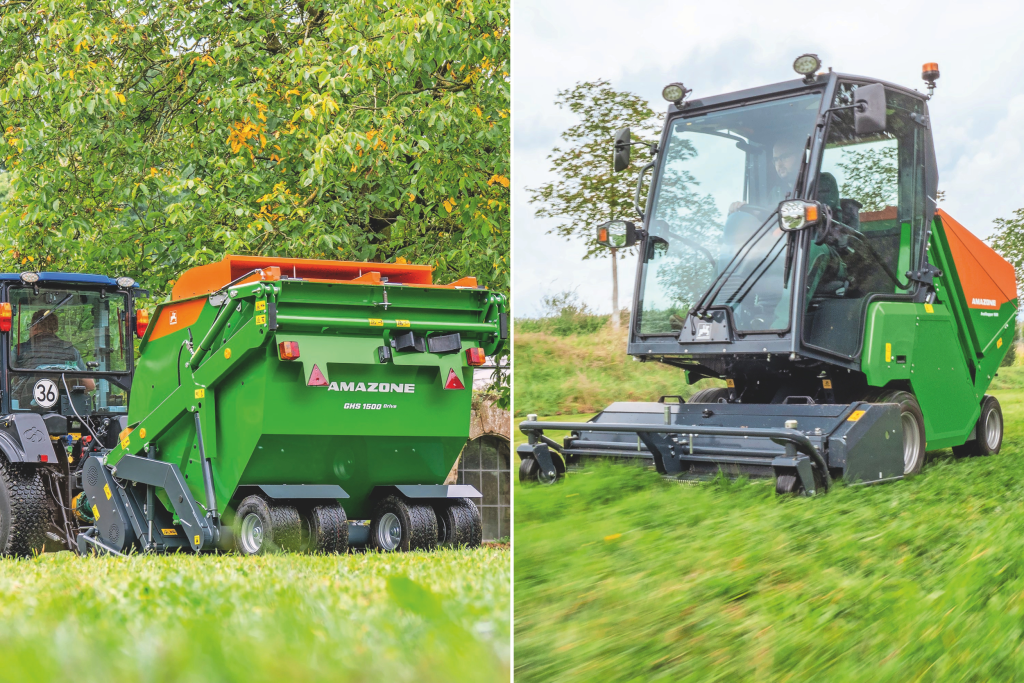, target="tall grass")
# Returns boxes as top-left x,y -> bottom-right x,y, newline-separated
513,376 -> 1024,681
